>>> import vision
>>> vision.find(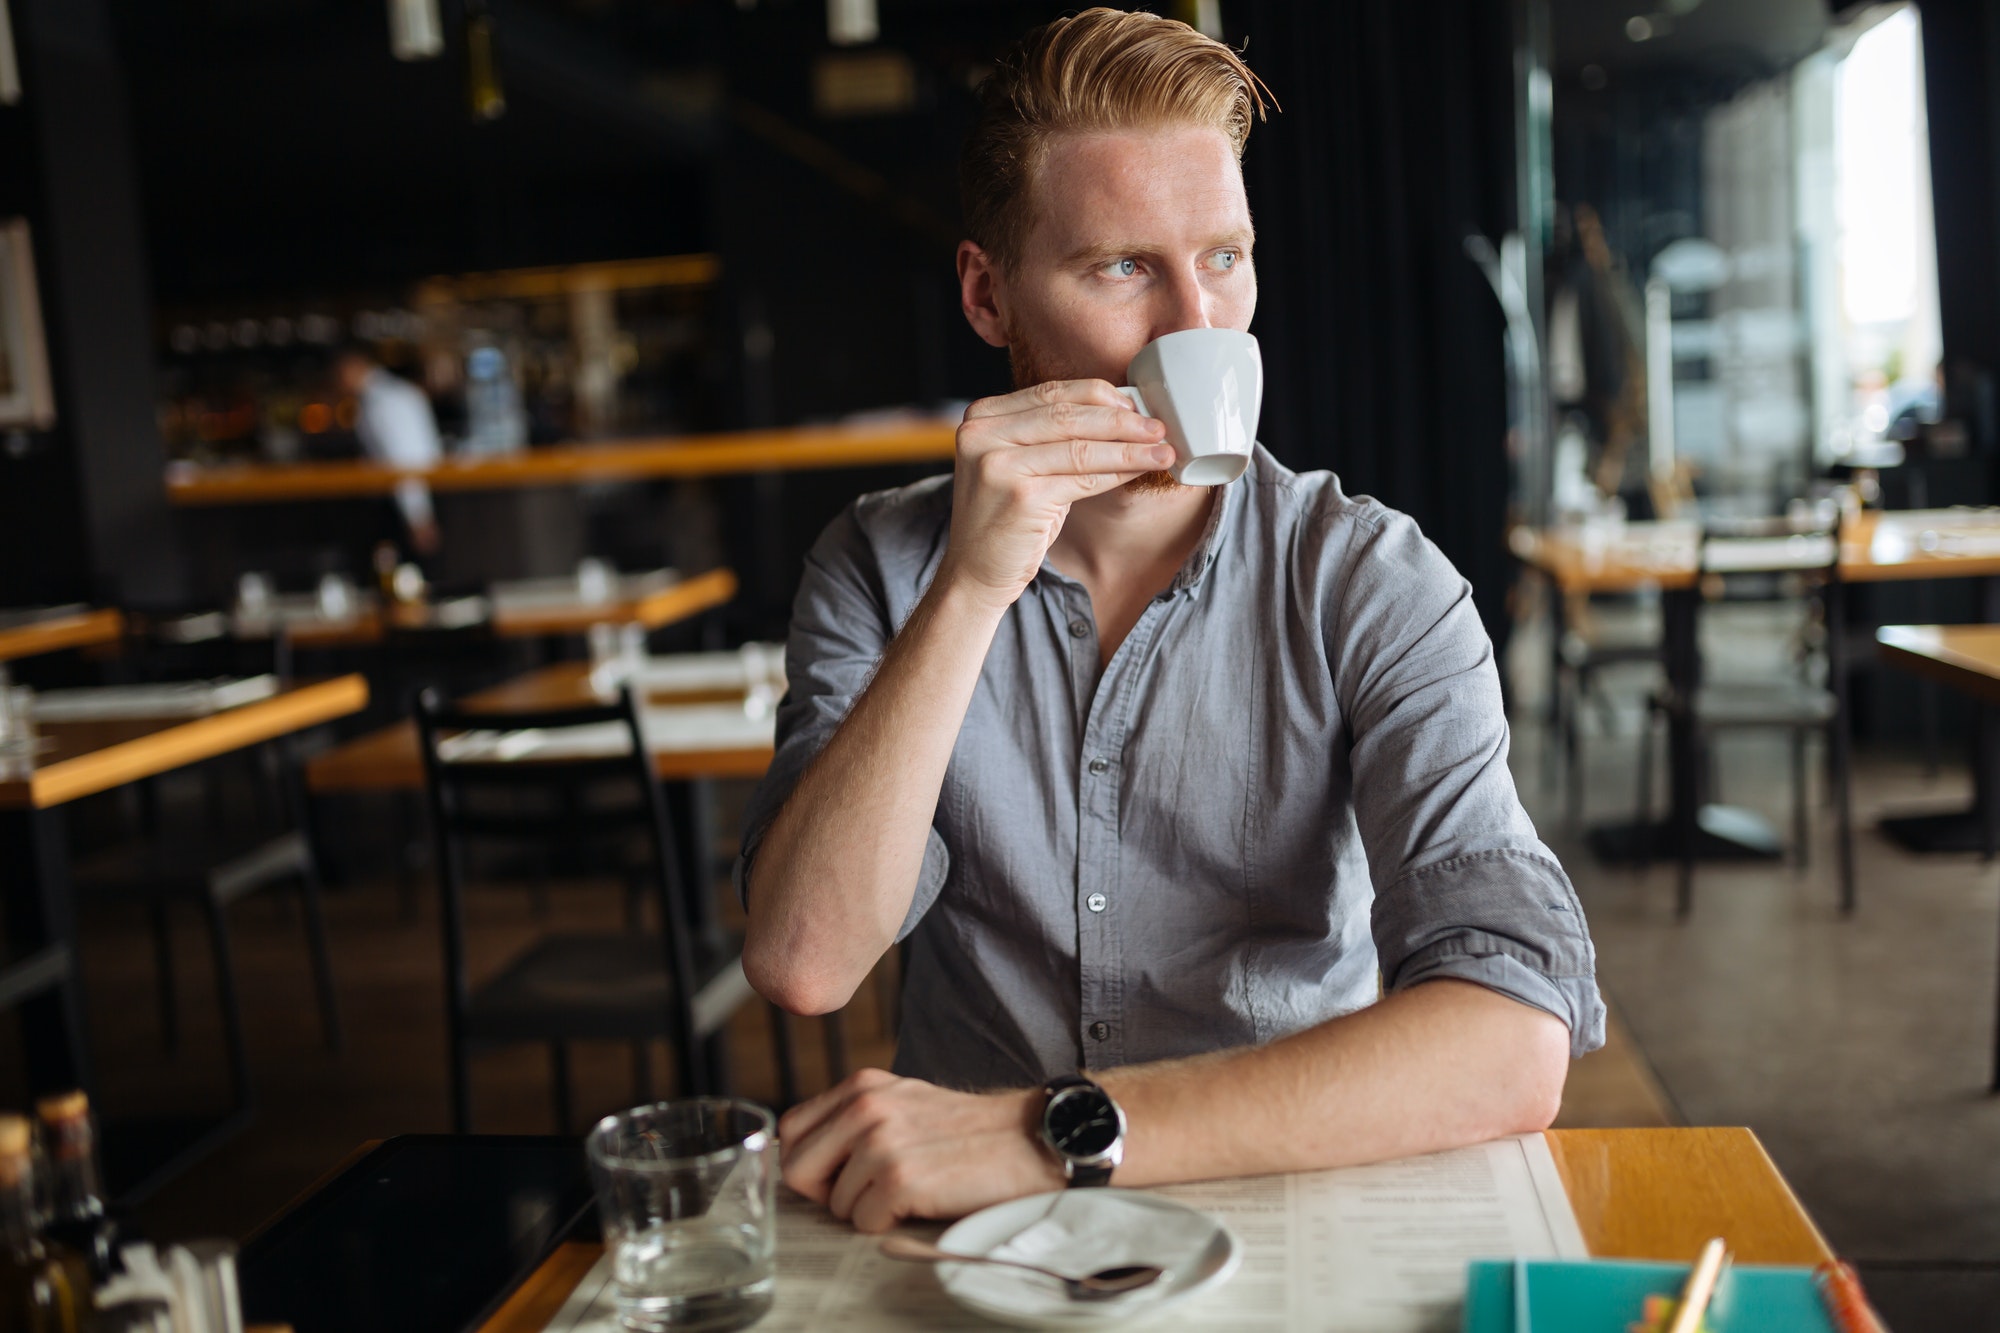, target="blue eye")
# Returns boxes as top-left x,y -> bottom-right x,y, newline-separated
1105,258 -> 1137,278
1214,250 -> 1238,270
